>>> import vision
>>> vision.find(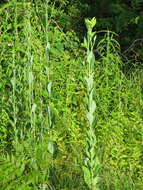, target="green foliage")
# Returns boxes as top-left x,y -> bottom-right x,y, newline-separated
0,110 -> 11,150
50,0 -> 143,61
0,138 -> 54,190
88,0 -> 143,61
0,0 -> 143,190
